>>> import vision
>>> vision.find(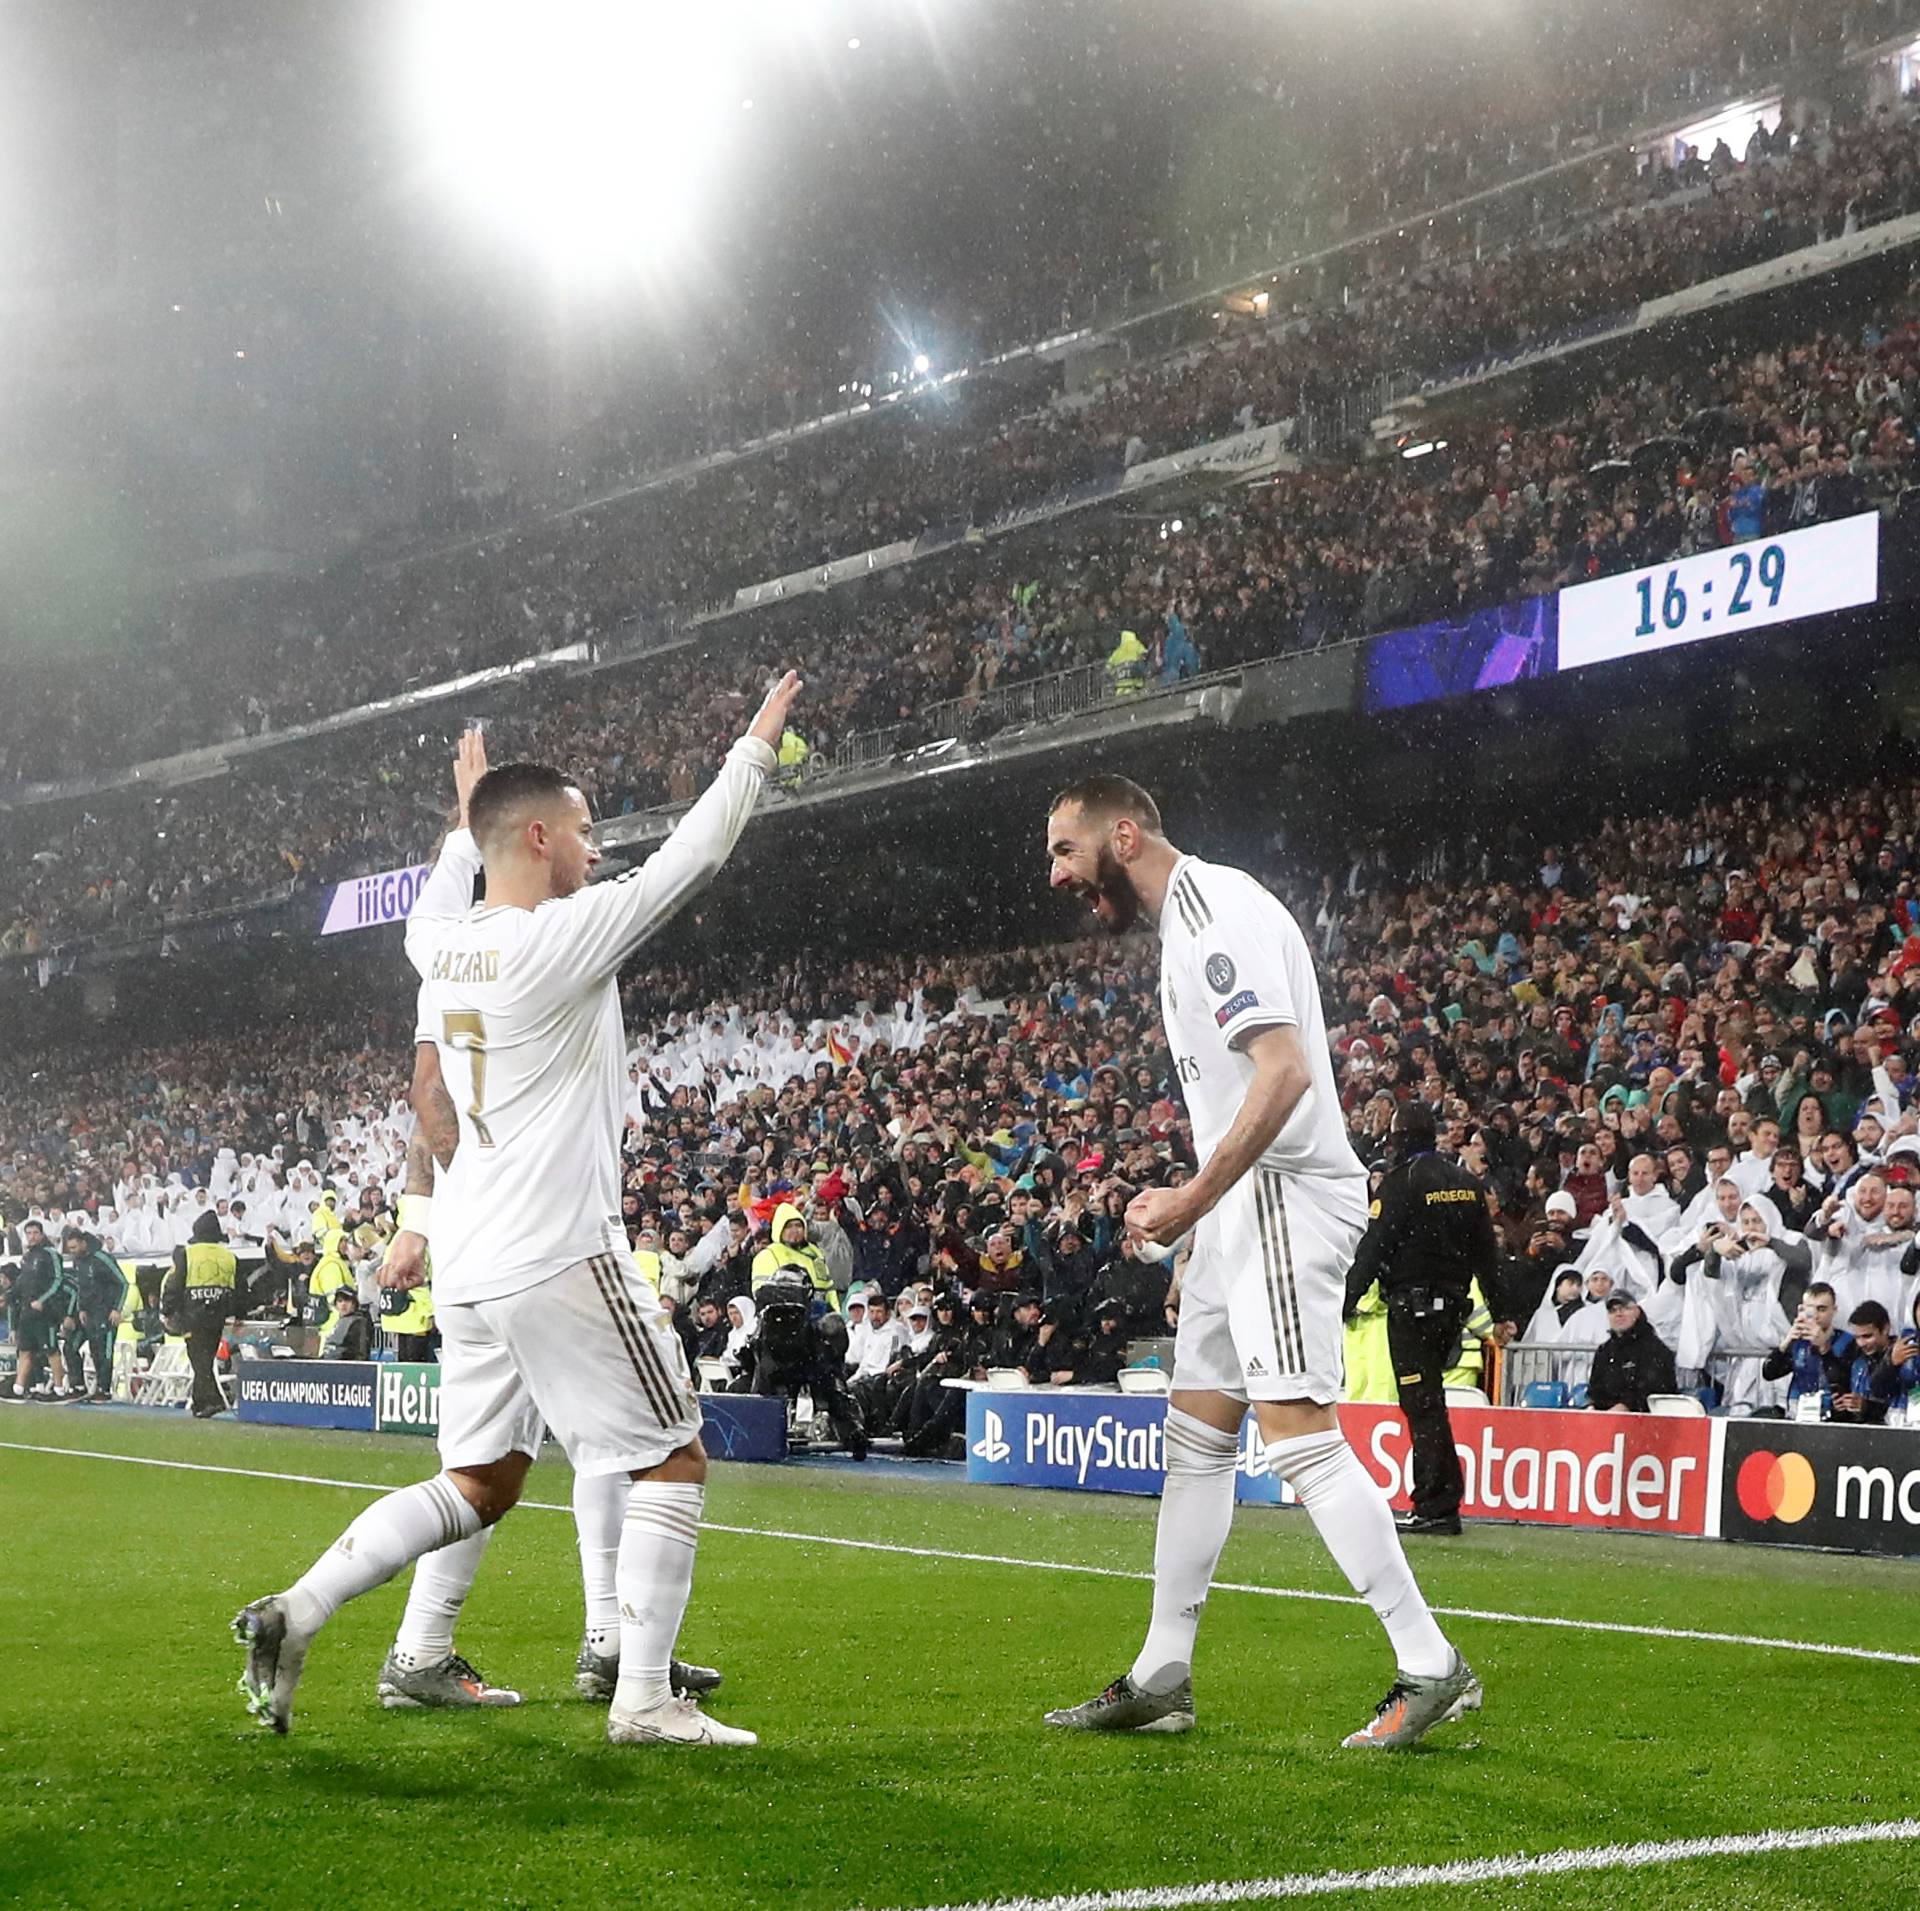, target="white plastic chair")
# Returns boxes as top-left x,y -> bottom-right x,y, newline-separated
133,1344 -> 192,1408
1443,1385 -> 1490,1408
1648,1393 -> 1706,1417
